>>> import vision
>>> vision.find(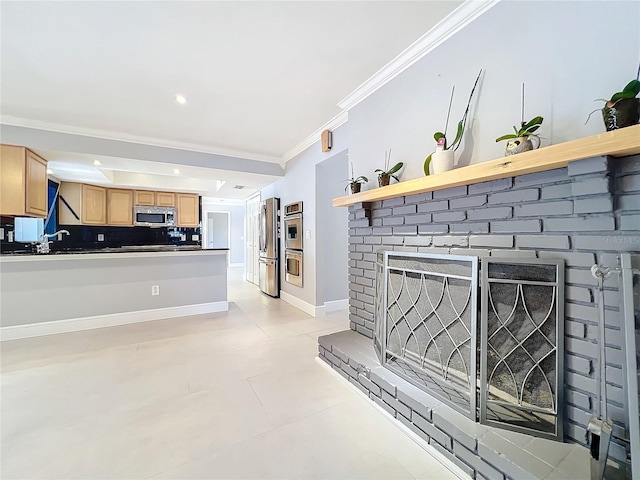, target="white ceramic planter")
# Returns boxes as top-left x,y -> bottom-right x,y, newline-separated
431,150 -> 455,174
